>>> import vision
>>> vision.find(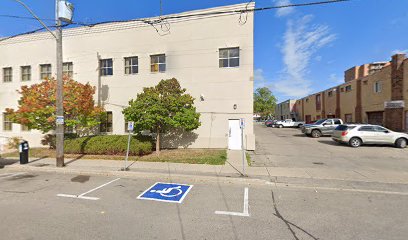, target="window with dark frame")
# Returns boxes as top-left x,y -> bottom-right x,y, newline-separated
345,85 -> 352,92
316,94 -> 321,111
21,66 -> 31,82
219,47 -> 240,68
374,81 -> 382,93
40,64 -> 52,80
3,113 -> 12,131
63,62 -> 73,78
100,59 -> 113,76
100,111 -> 113,133
125,57 -> 139,74
3,67 -> 12,82
150,54 -> 166,73
328,91 -> 333,97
